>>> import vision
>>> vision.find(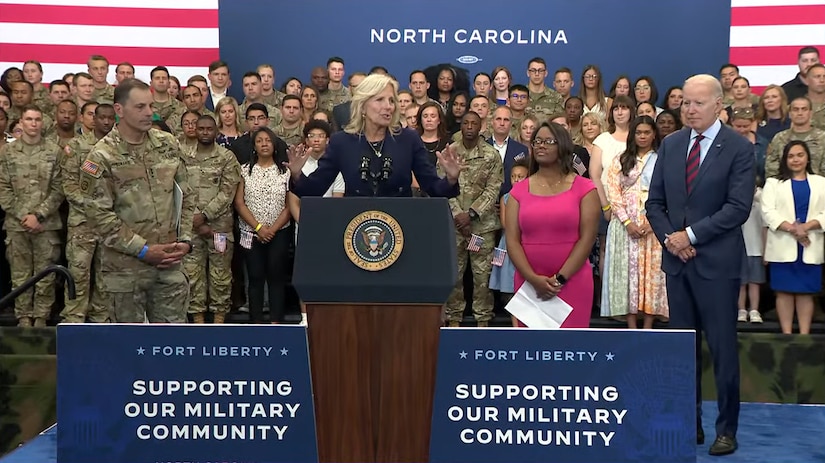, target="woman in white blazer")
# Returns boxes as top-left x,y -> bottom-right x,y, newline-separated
761,140 -> 825,335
